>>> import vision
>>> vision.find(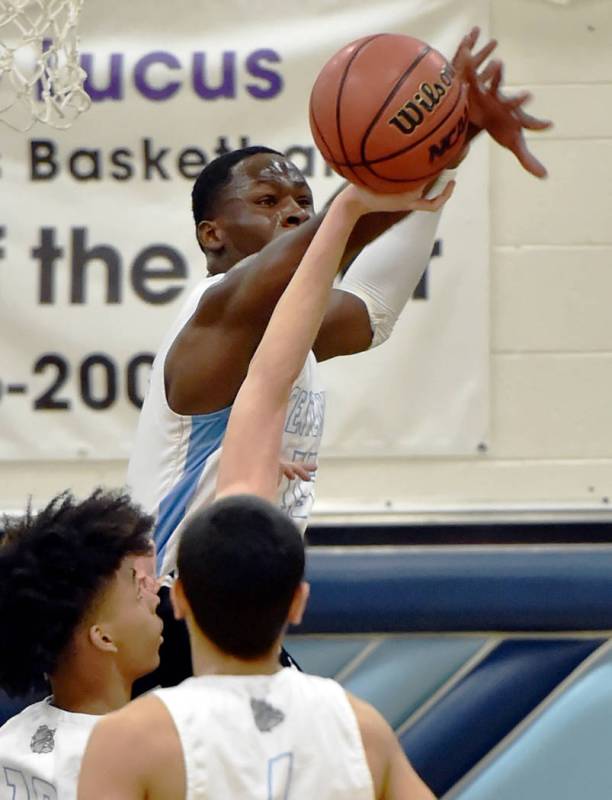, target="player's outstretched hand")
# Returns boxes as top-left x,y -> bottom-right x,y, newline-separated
452,26 -> 553,178
341,179 -> 455,217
